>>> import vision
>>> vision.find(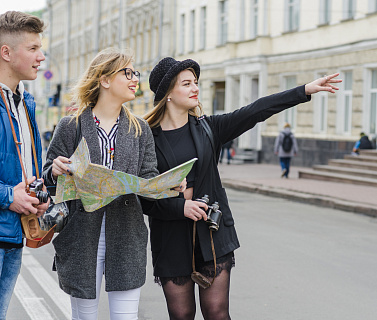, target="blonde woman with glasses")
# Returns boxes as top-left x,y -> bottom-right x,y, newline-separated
42,48 -> 160,320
